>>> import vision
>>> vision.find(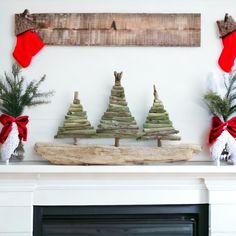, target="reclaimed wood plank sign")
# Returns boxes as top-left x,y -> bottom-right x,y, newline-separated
15,12 -> 201,47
